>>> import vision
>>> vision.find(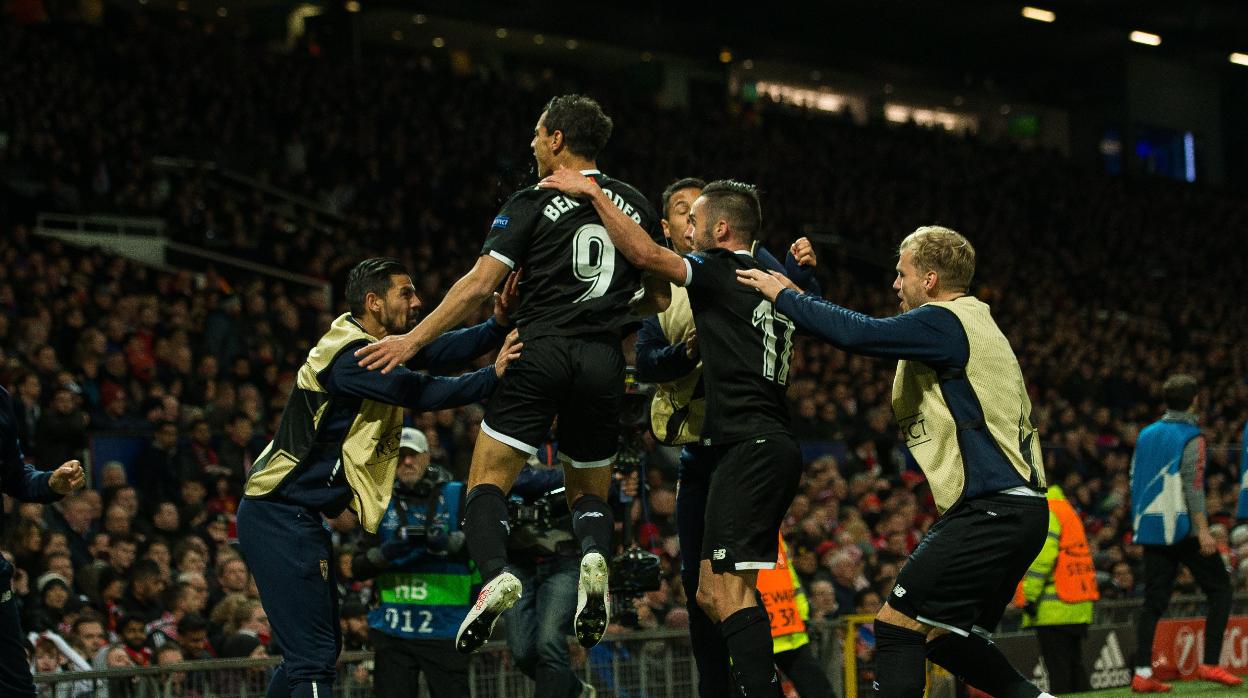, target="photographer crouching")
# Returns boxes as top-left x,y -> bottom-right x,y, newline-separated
504,438 -> 640,698
352,428 -> 476,698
